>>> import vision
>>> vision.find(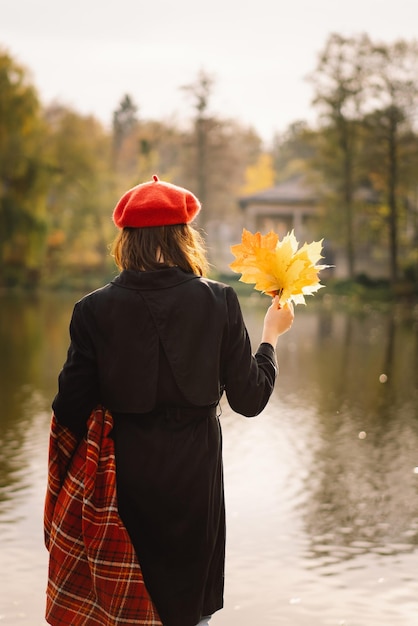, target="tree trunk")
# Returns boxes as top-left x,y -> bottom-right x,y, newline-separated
343,157 -> 355,279
196,116 -> 208,231
387,113 -> 399,284
339,117 -> 356,279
